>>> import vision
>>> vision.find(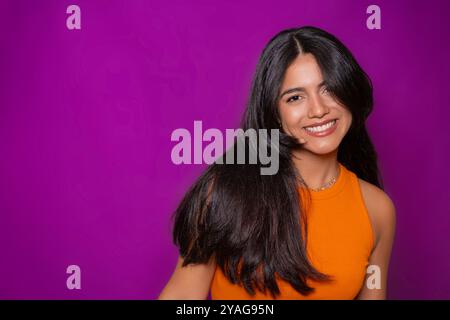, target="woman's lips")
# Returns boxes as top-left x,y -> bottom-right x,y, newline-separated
302,119 -> 338,137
